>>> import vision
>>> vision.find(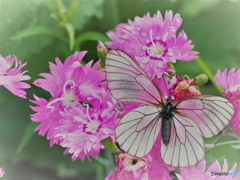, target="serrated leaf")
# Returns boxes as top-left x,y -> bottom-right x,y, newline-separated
16,121 -> 39,154
10,26 -> 67,42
